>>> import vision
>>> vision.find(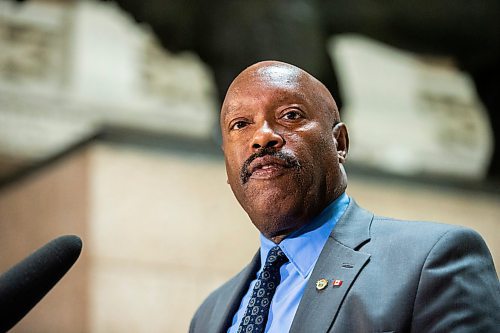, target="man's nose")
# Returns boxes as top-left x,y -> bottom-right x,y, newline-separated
251,122 -> 284,150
